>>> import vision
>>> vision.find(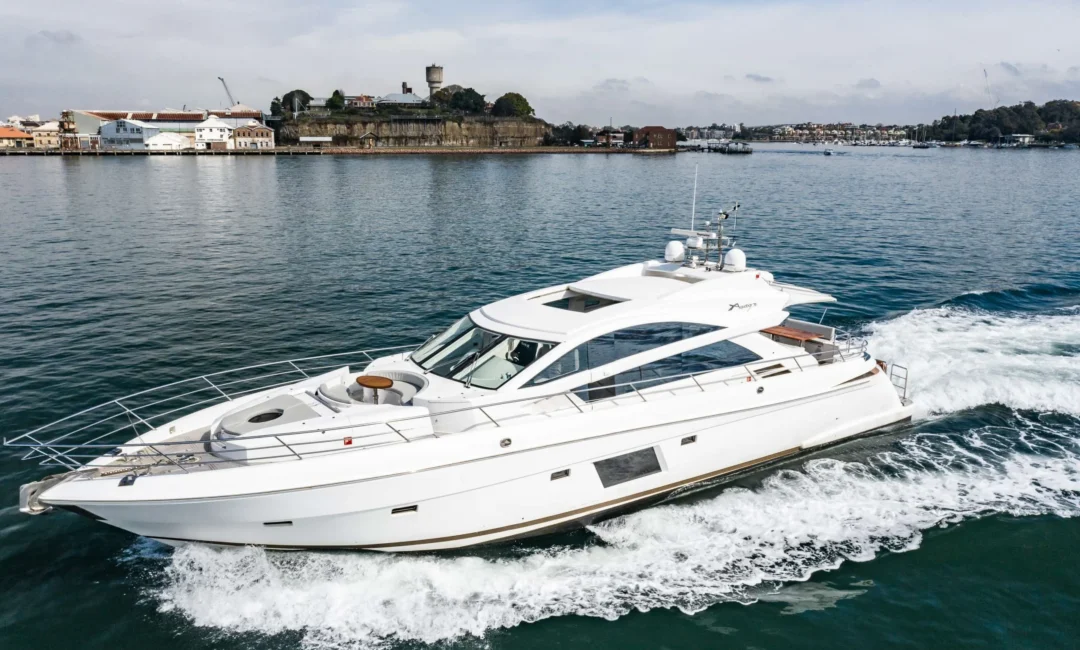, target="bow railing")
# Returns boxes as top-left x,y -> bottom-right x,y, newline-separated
5,334 -> 871,476
3,344 -> 419,471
